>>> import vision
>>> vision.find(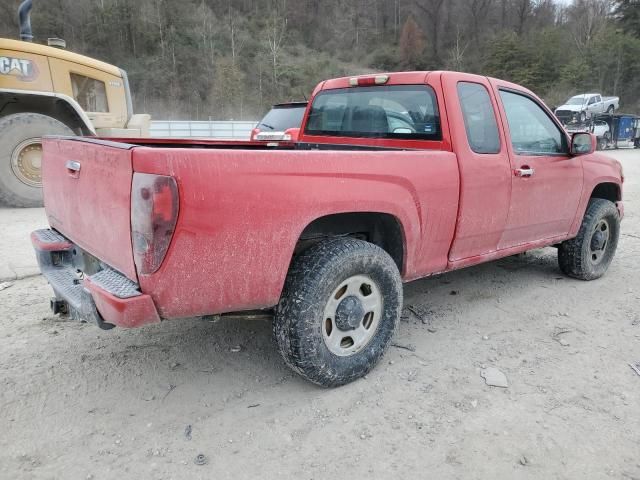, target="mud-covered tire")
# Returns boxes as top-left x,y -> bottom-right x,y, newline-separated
0,113 -> 74,207
274,238 -> 403,387
558,198 -> 620,280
